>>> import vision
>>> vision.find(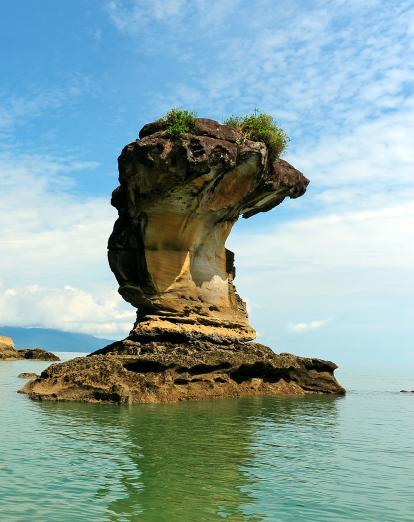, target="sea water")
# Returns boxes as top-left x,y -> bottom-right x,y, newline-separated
0,354 -> 413,521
